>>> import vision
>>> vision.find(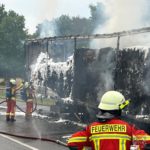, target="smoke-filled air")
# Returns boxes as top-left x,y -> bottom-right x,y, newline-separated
1,0 -> 150,149
91,0 -> 150,49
